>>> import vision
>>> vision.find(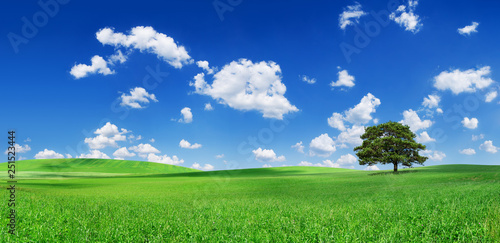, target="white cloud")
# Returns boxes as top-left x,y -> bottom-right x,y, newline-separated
204,103 -> 214,111
485,90 -> 498,103
339,3 -> 367,30
179,107 -> 193,123
179,139 -> 202,149
70,55 -> 114,79
462,117 -> 478,129
4,144 -> 31,154
297,154 -> 356,168
291,141 -> 305,153
113,147 -> 136,160
215,154 -> 224,159
328,93 -> 381,130
400,109 -> 433,132
191,163 -> 214,171
24,137 -> 31,142
472,134 -> 484,141
84,122 -> 128,149
421,150 -> 446,161
364,165 -> 380,171
331,69 -> 355,89
300,75 -> 316,84
129,143 -> 160,158
196,60 -> 214,74
480,140 -> 498,154
252,148 -> 286,162
78,150 -> 111,159
108,50 -> 128,64
433,66 -> 494,94
34,149 -> 65,159
336,154 -> 357,165
190,59 -> 298,119
147,153 -> 184,165
262,164 -> 273,168
415,131 -> 436,143
422,94 -> 440,109
436,108 -> 443,114
119,87 -> 158,109
150,138 -> 155,143
309,133 -> 336,157
459,148 -> 476,155
328,113 -> 346,131
389,0 -> 422,33
65,154 -> 72,158
336,125 -> 365,147
458,22 -> 479,36
96,26 -> 192,68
